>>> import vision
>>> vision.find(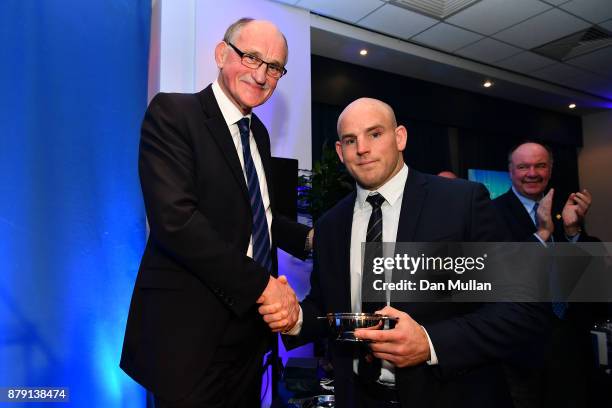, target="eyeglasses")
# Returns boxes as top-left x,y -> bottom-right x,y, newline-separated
227,42 -> 287,79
